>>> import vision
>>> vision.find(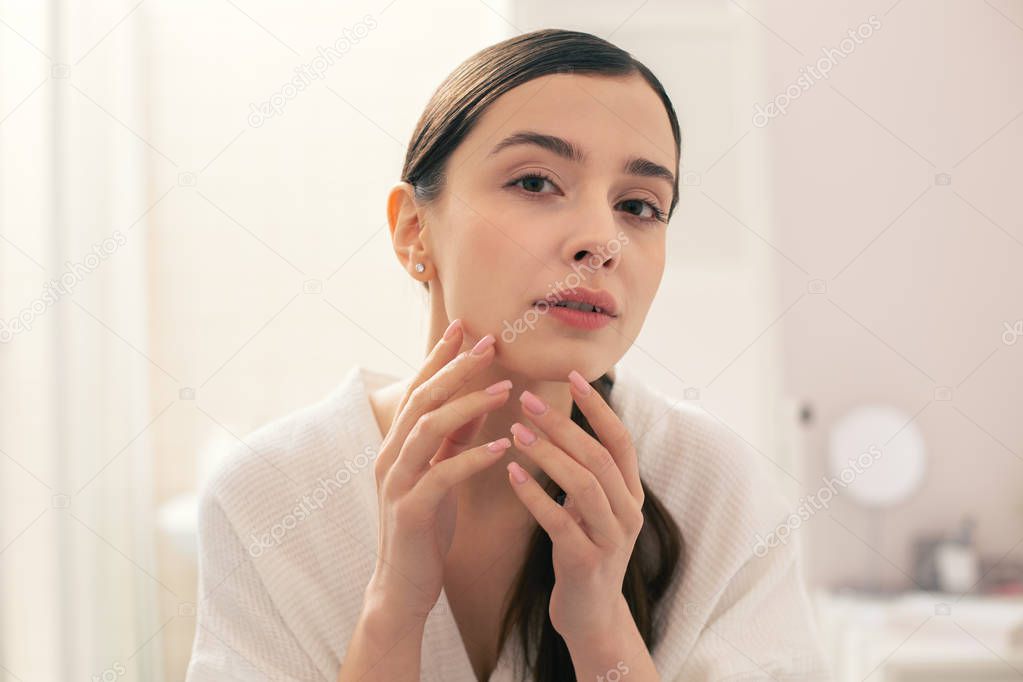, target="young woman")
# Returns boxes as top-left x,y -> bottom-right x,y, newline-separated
186,29 -> 831,682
